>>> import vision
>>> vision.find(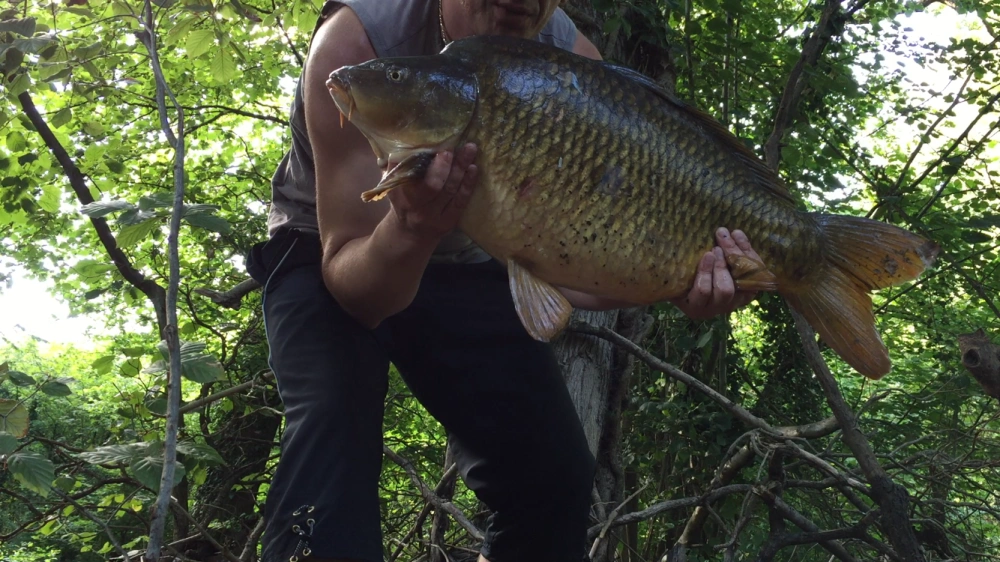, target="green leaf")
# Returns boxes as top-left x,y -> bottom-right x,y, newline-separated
165,15 -> 197,45
13,36 -> 56,55
131,455 -> 186,491
0,432 -> 19,454
210,48 -> 237,83
78,442 -> 149,465
122,347 -> 146,358
40,380 -> 72,397
7,72 -> 30,98
91,355 -> 115,375
184,212 -> 231,234
71,260 -> 116,283
156,341 -> 224,383
0,18 -> 36,36
182,203 -> 220,215
118,219 -> 158,248
82,121 -> 104,136
6,131 -> 27,152
54,476 -> 76,492
186,28 -> 215,59
138,192 -> 174,210
177,440 -> 225,465
38,184 -> 60,213
961,230 -> 991,244
80,200 -> 135,218
9,452 -> 55,496
7,371 -> 36,386
0,400 -> 28,438
119,357 -> 142,378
